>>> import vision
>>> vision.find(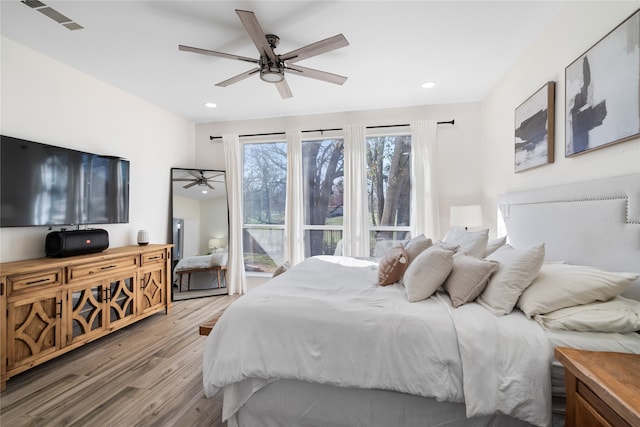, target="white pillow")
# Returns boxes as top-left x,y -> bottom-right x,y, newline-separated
477,243 -> 545,316
484,235 -> 507,257
518,263 -> 639,317
334,239 -> 343,256
403,246 -> 454,302
534,296 -> 640,333
443,227 -> 489,258
443,254 -> 500,308
210,252 -> 228,266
